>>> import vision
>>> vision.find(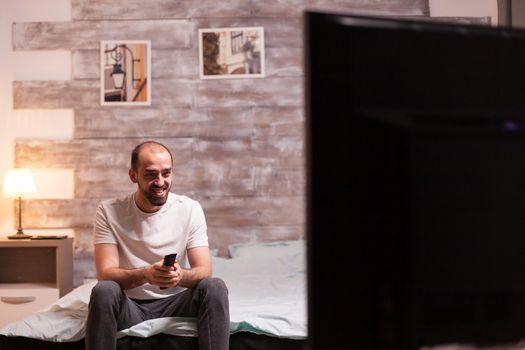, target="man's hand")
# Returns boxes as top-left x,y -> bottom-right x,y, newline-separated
95,244 -> 209,290
146,259 -> 183,289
